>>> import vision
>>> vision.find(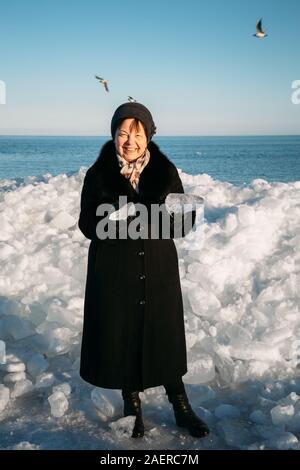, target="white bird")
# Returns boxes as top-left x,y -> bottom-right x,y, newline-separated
95,75 -> 109,92
128,96 -> 137,102
253,19 -> 268,38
